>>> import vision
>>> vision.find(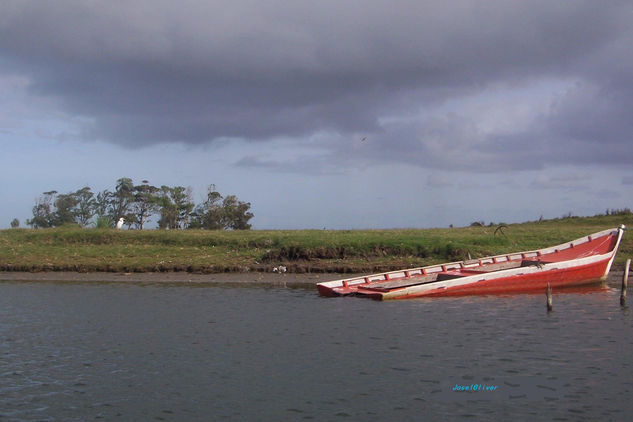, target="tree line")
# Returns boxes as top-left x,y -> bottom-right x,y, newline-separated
27,178 -> 254,230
